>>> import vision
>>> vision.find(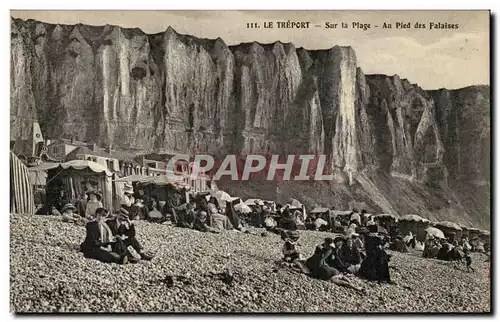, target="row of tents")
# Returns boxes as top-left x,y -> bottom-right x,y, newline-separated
12,156 -> 190,214
305,208 -> 490,243
9,152 -> 491,243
